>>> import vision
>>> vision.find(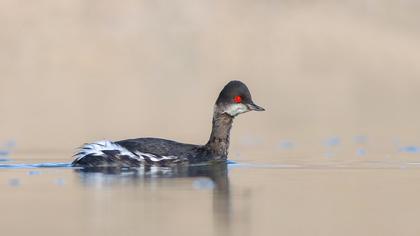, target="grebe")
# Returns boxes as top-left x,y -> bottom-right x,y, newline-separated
72,80 -> 264,167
